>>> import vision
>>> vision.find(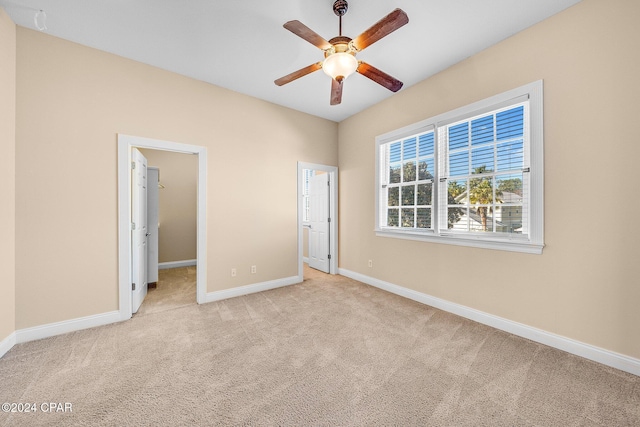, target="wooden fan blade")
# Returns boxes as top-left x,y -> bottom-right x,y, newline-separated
274,62 -> 323,86
352,9 -> 409,51
357,62 -> 403,92
330,78 -> 343,105
283,20 -> 332,50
